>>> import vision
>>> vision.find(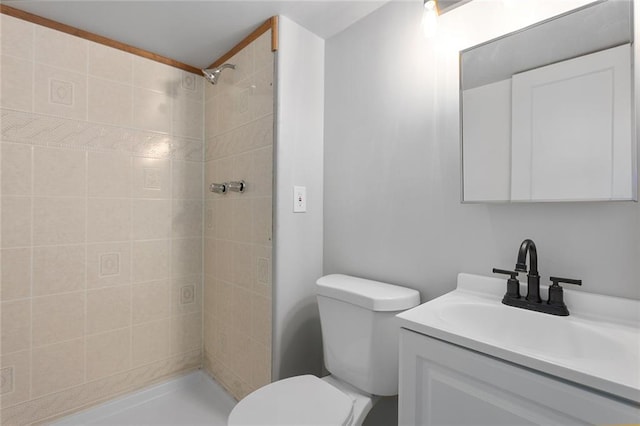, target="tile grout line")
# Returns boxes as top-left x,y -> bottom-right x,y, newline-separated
84,41 -> 90,379
28,131 -> 34,403
83,147 -> 89,383
25,21 -> 36,403
129,154 -> 134,370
